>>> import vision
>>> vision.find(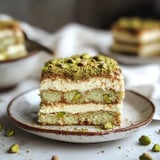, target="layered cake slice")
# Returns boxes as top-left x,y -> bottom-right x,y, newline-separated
111,17 -> 160,57
0,19 -> 27,60
38,54 -> 125,128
